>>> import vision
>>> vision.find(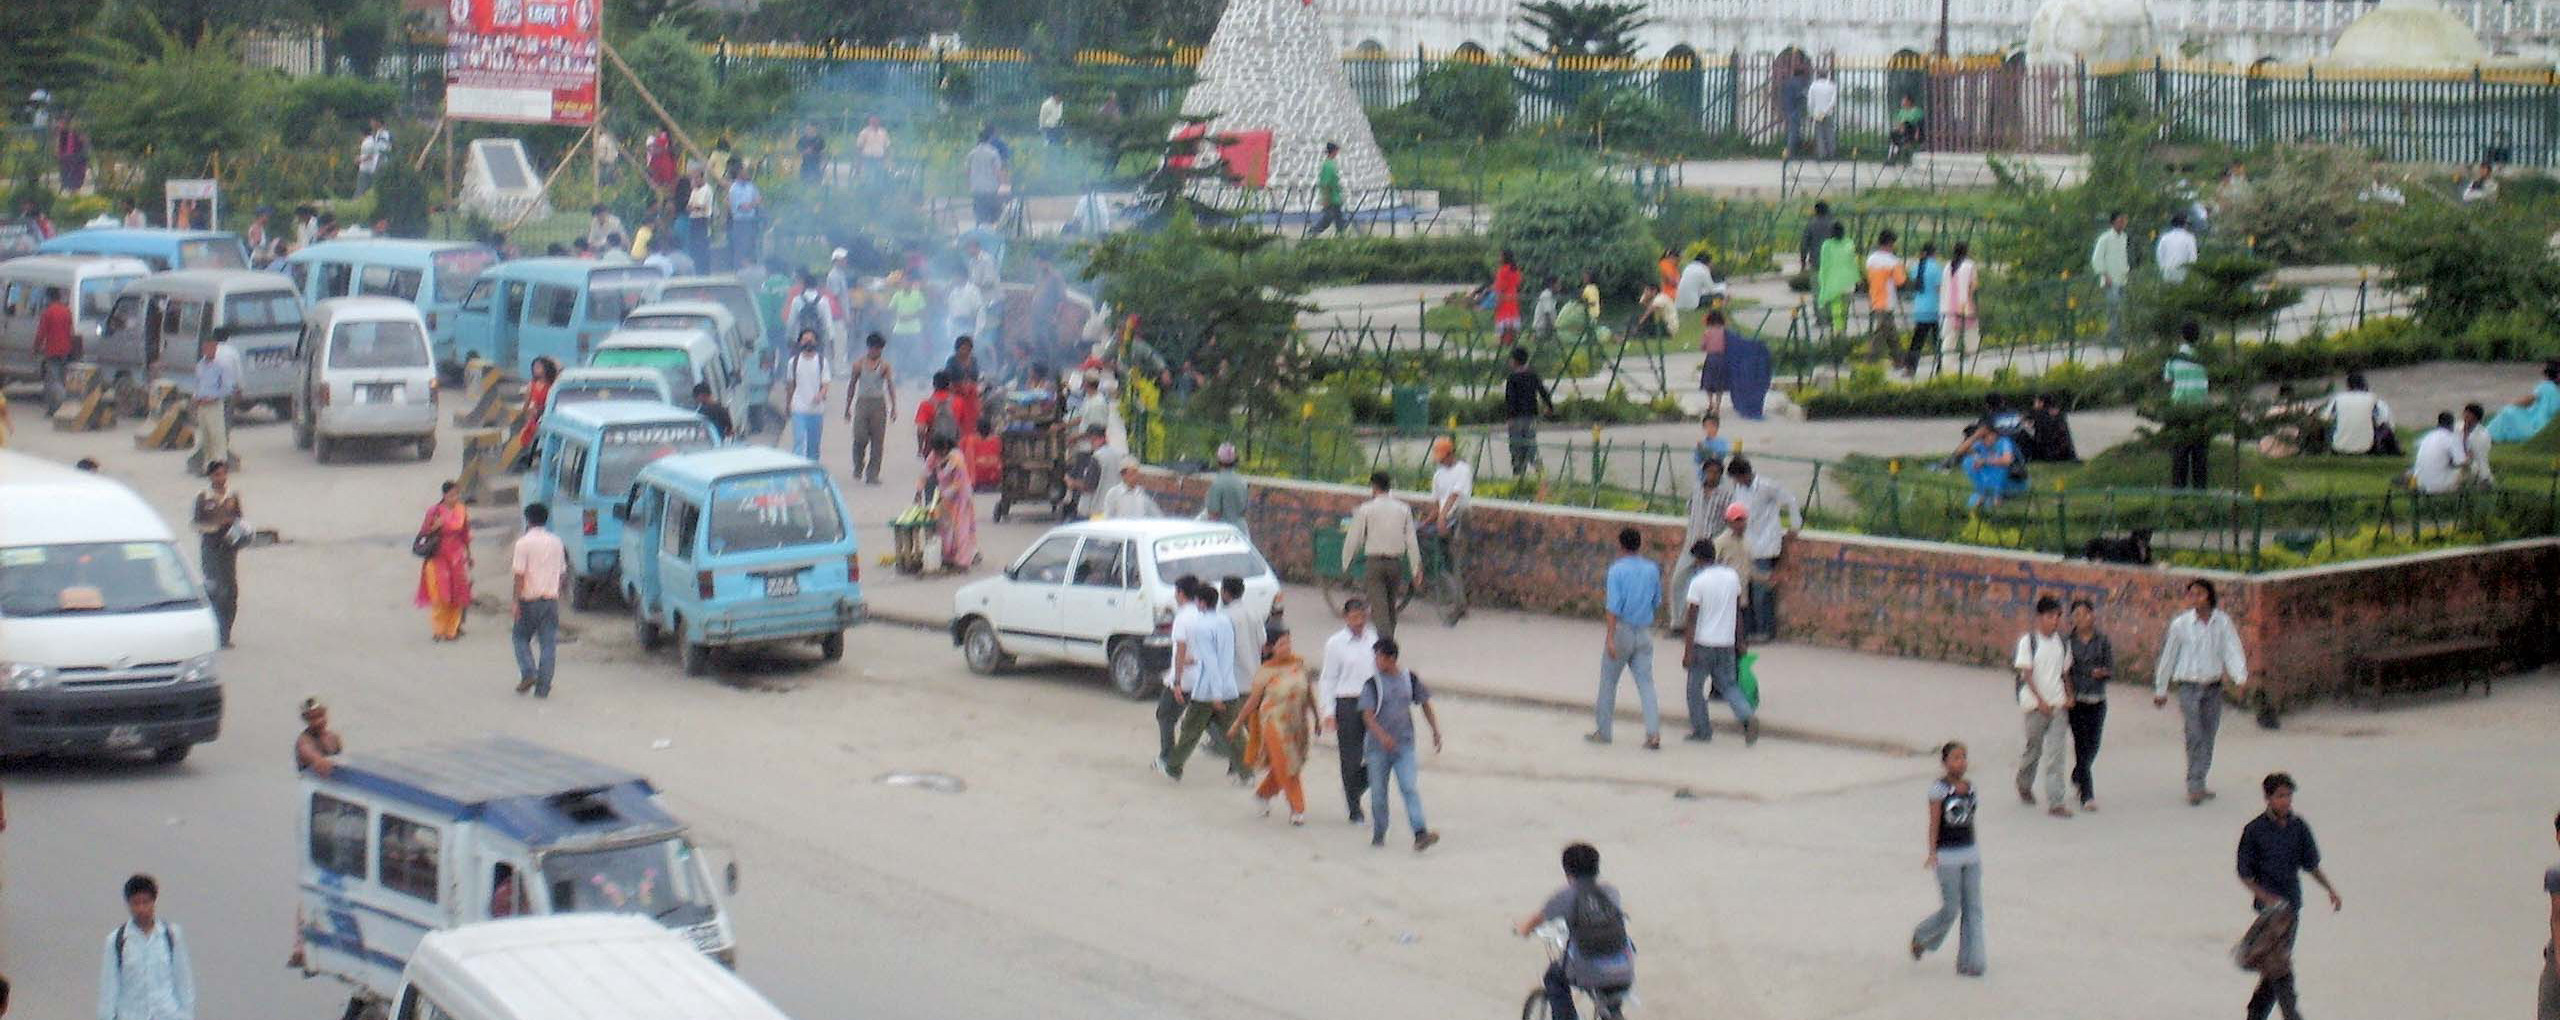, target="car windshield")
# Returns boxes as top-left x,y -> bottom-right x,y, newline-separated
1155,545 -> 1271,587
541,837 -> 717,927
80,276 -> 138,318
555,383 -> 662,406
621,314 -> 712,339
707,469 -> 844,555
224,290 -> 303,333
430,247 -> 499,304
587,269 -> 661,322
179,238 -> 249,269
588,347 -> 695,393
595,422 -> 717,494
327,319 -> 430,368
0,542 -> 202,618
658,287 -> 757,340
